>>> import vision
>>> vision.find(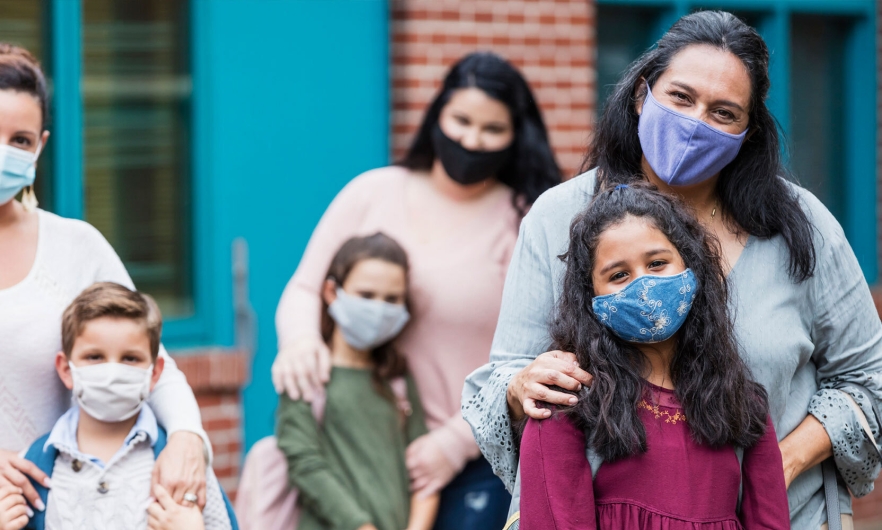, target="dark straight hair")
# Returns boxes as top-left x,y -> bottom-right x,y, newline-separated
322,232 -> 409,398
399,52 -> 561,216
584,10 -> 815,282
554,183 -> 768,461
